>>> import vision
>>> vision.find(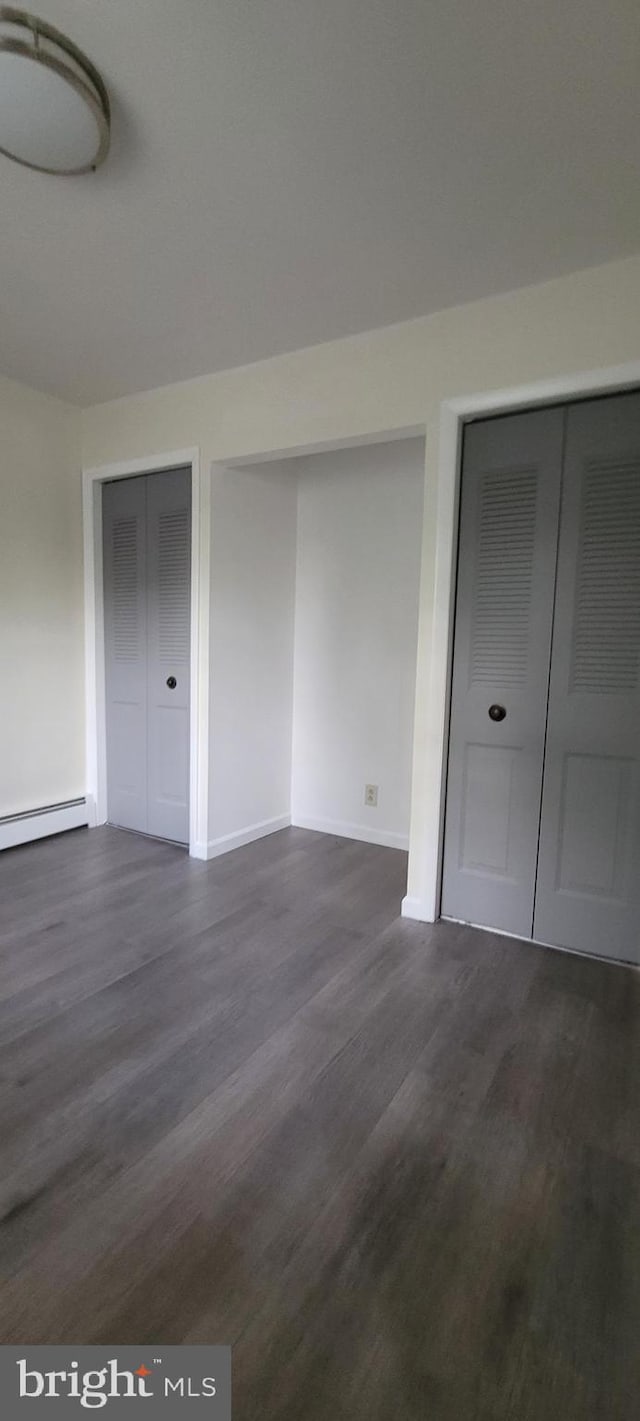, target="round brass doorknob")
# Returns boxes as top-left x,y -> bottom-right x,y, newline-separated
488,704 -> 506,722
166,676 -> 177,690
